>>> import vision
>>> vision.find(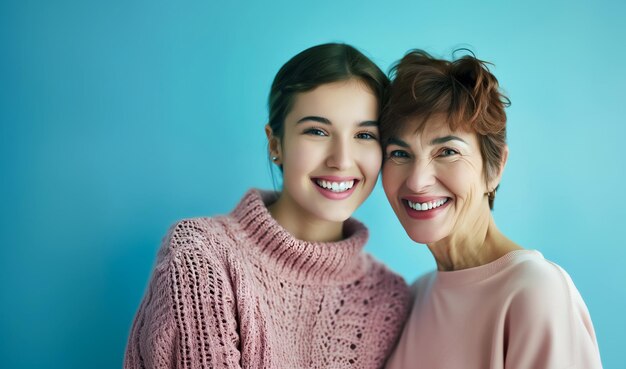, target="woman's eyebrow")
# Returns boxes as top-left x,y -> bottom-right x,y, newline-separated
297,116 -> 331,125
387,137 -> 410,147
296,116 -> 378,127
430,135 -> 467,145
